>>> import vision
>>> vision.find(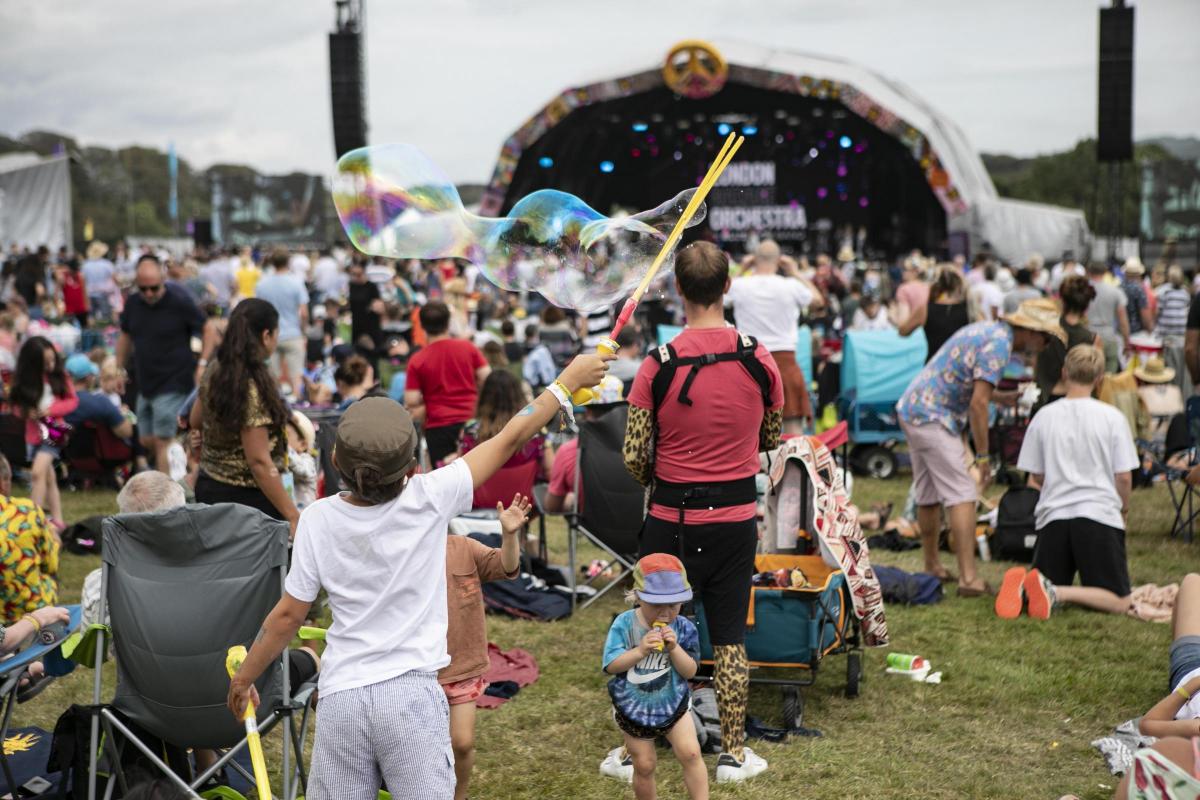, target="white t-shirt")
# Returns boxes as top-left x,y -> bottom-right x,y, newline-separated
972,281 -> 1004,321
1016,397 -> 1139,531
851,307 -> 895,332
288,253 -> 312,282
1175,666 -> 1200,718
81,258 -> 116,295
285,458 -> 474,696
725,274 -> 813,352
312,256 -> 344,298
